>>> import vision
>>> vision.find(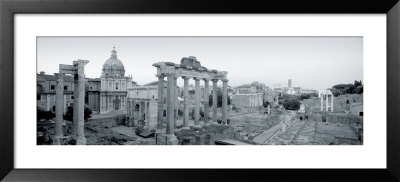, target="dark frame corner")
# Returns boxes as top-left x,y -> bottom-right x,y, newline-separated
1,0 -> 399,181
